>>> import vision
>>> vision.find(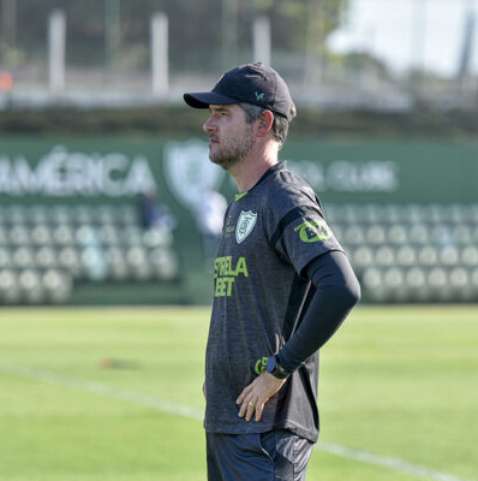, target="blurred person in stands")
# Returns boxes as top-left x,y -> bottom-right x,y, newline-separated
137,190 -> 176,231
